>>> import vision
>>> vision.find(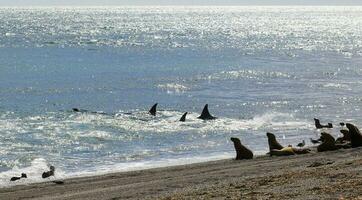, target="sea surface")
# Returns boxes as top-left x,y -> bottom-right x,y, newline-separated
1,6 -> 362,186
